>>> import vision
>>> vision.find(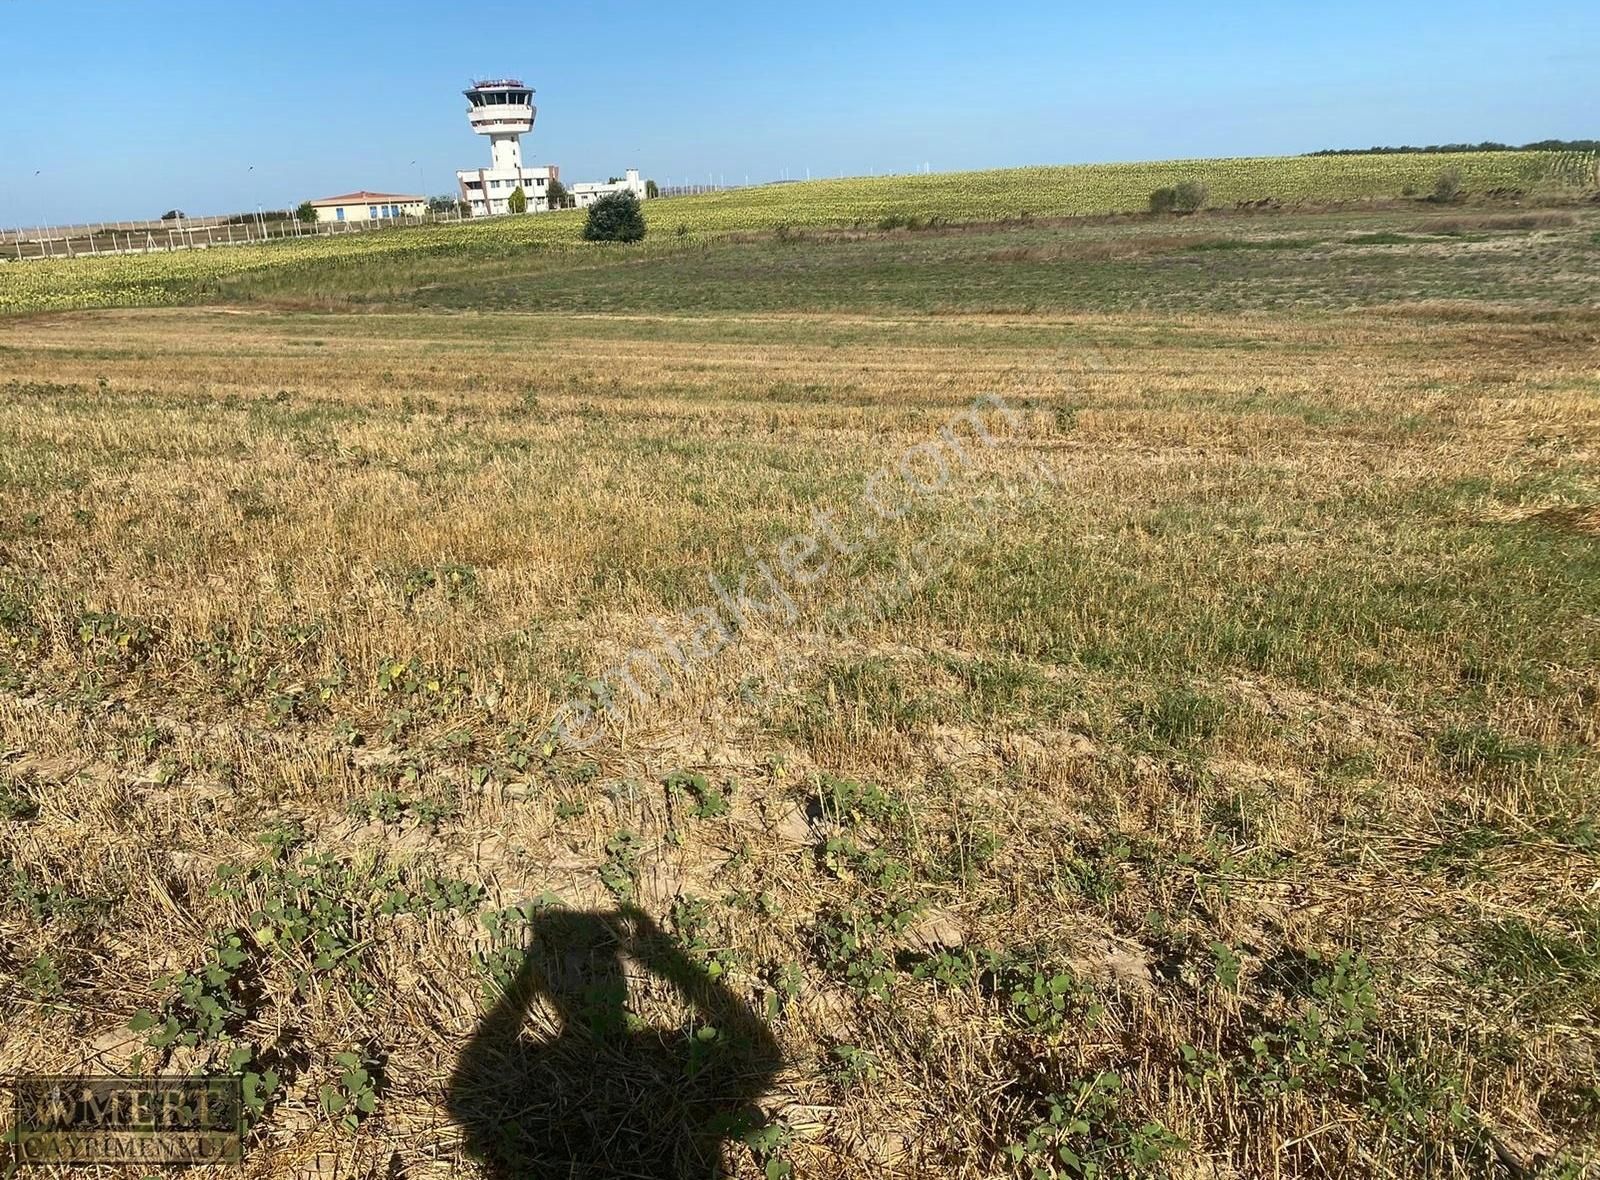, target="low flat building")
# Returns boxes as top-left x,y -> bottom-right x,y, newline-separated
307,191 -> 426,224
456,165 -> 561,217
571,169 -> 648,209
